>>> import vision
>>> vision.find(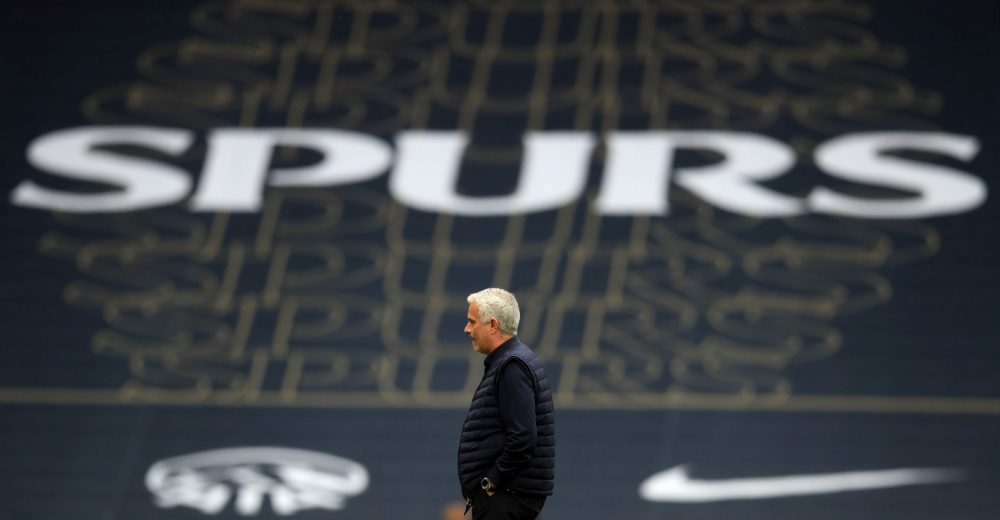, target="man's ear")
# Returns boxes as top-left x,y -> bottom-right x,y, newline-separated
489,318 -> 500,334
